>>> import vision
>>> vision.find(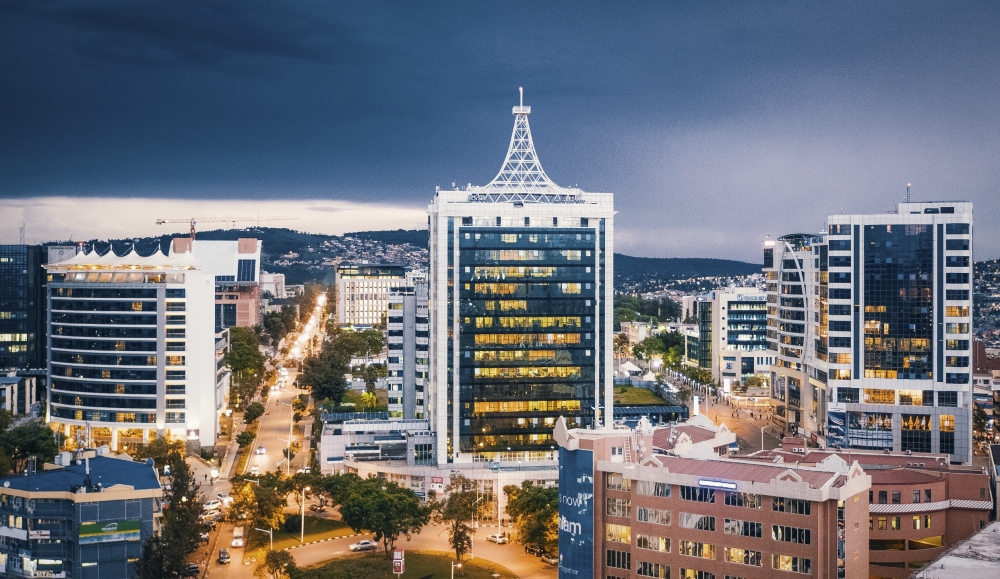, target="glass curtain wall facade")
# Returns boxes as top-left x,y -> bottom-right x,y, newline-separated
458,227 -> 599,459
0,245 -> 46,370
826,202 -> 974,463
